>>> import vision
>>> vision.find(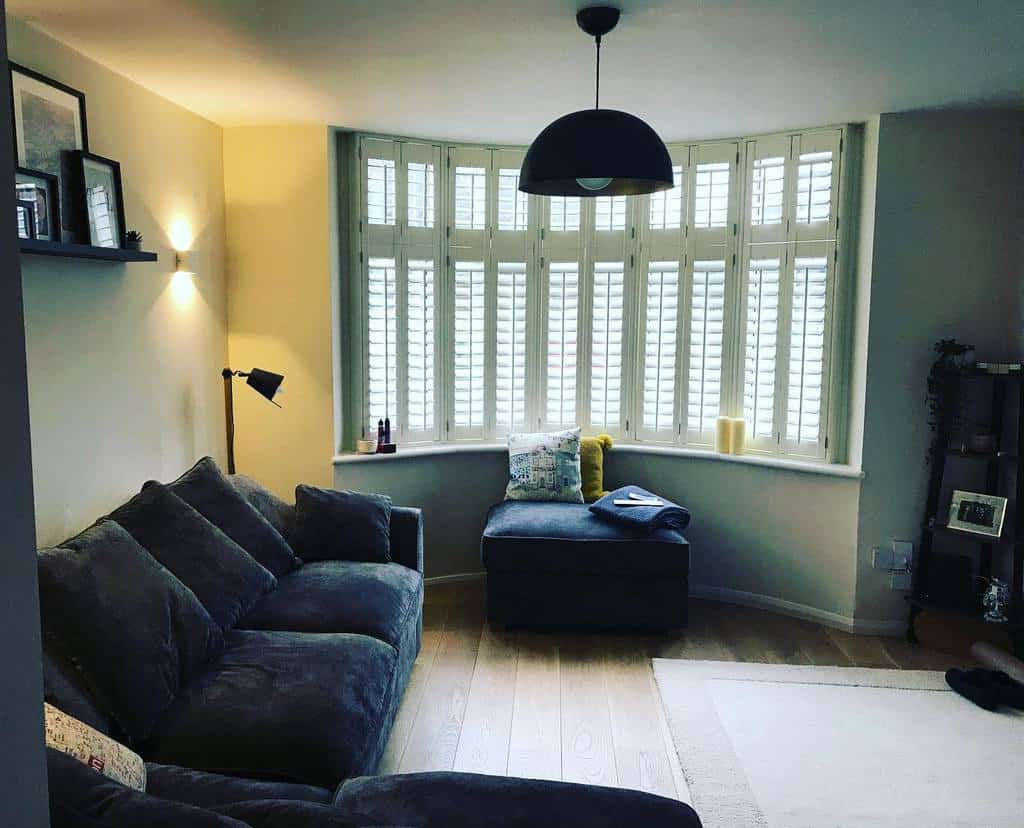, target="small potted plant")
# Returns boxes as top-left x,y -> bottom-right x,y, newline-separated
123,229 -> 143,251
